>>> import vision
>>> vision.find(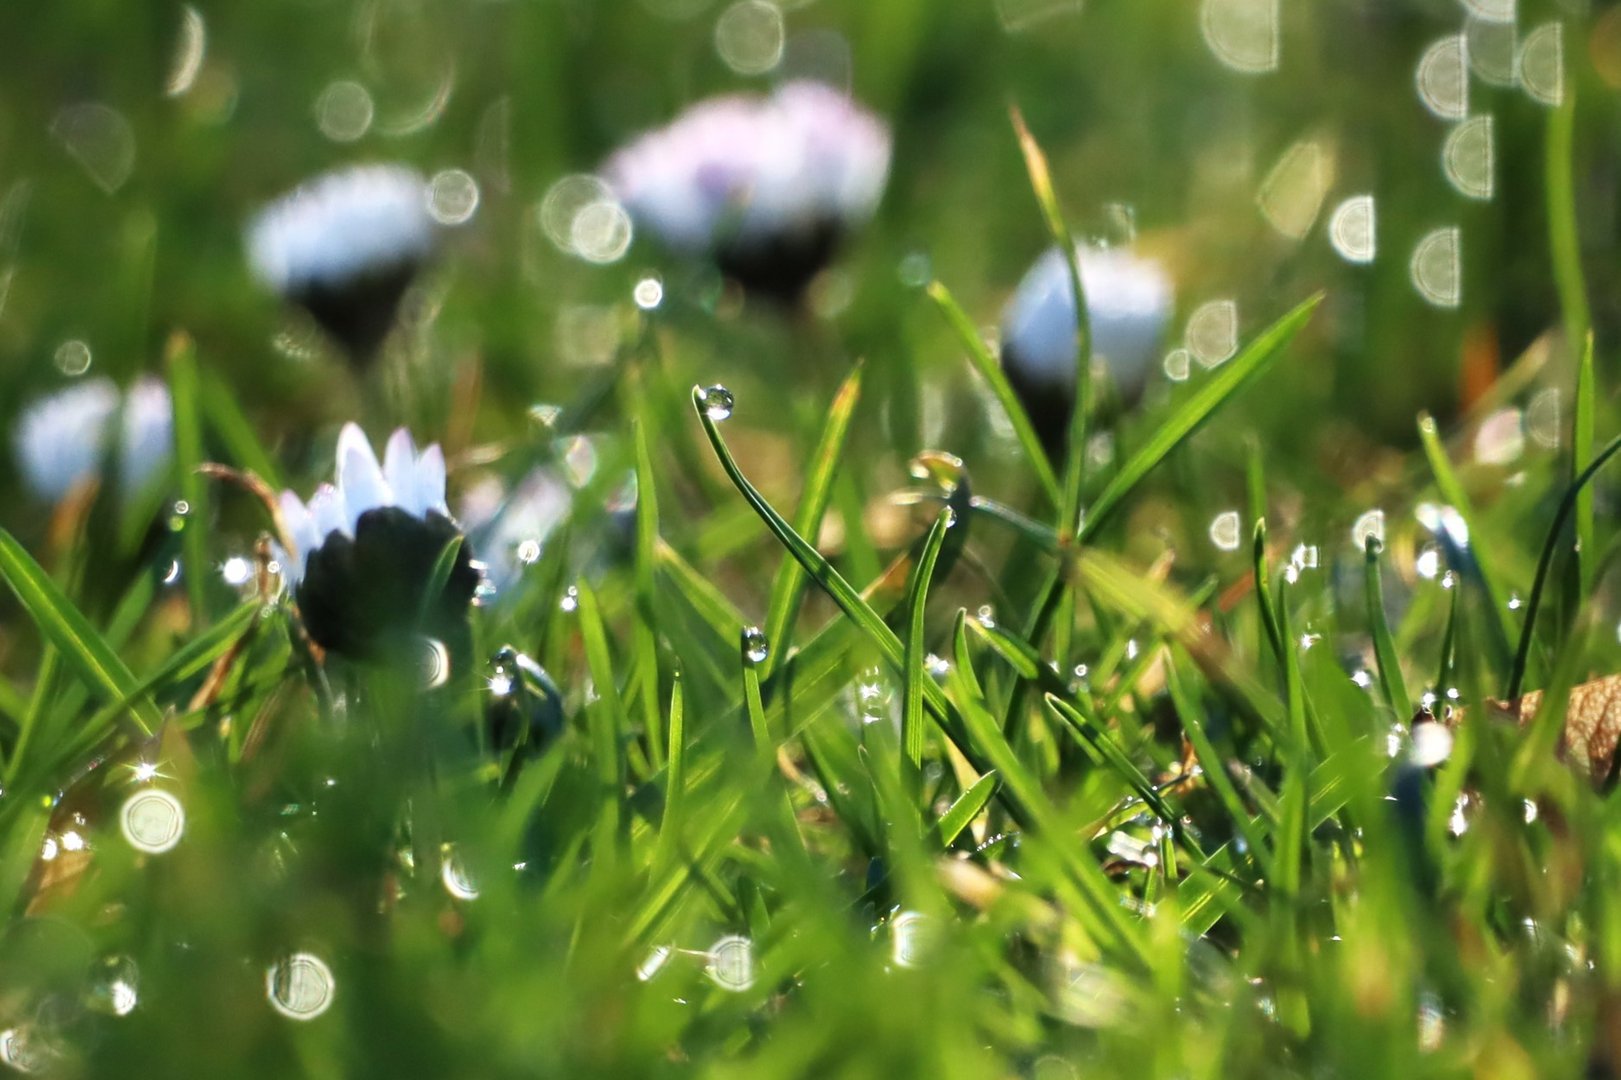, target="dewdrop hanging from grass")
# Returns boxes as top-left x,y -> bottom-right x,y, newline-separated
604,80 -> 891,304
999,244 -> 1175,456
277,423 -> 480,667
246,164 -> 436,363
